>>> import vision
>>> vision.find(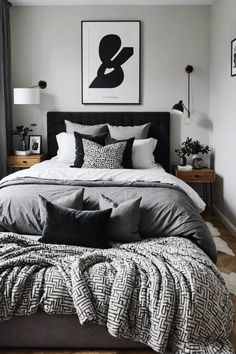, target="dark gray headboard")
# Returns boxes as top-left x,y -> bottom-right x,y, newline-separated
47,111 -> 170,172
